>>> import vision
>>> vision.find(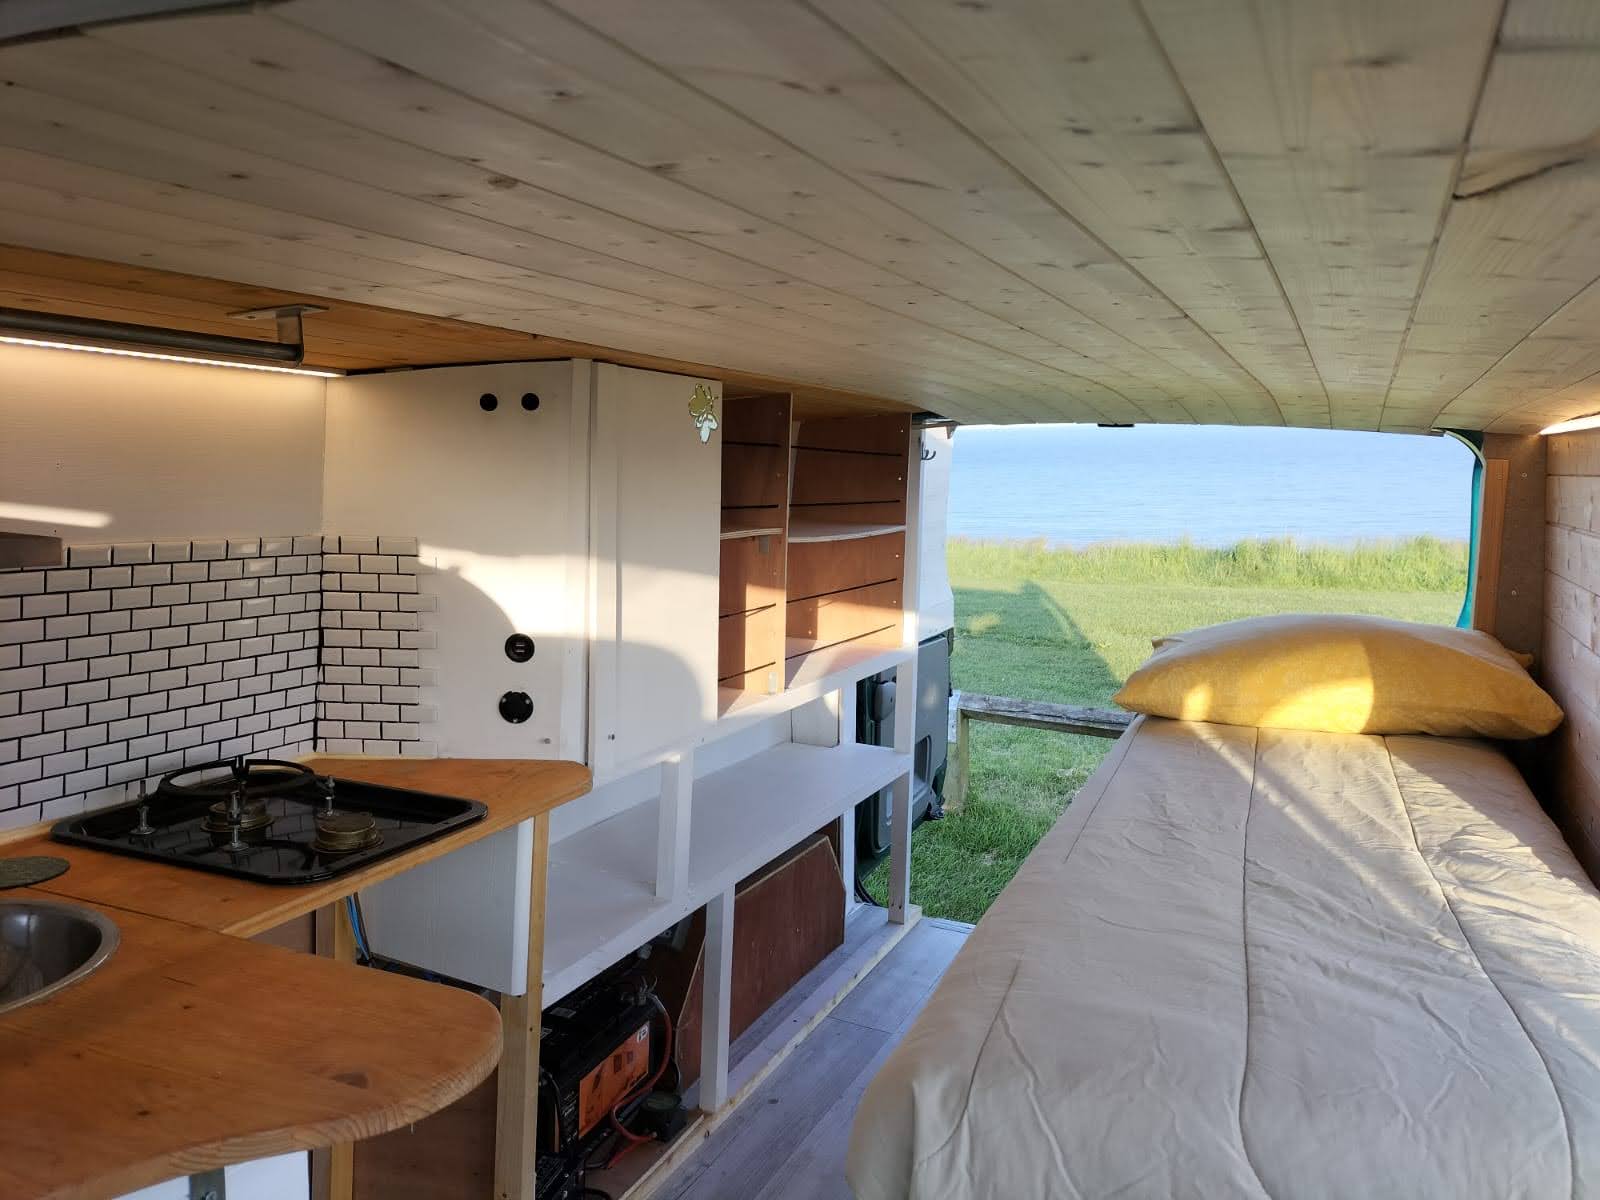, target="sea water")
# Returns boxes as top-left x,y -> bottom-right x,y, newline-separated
947,424 -> 1474,547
